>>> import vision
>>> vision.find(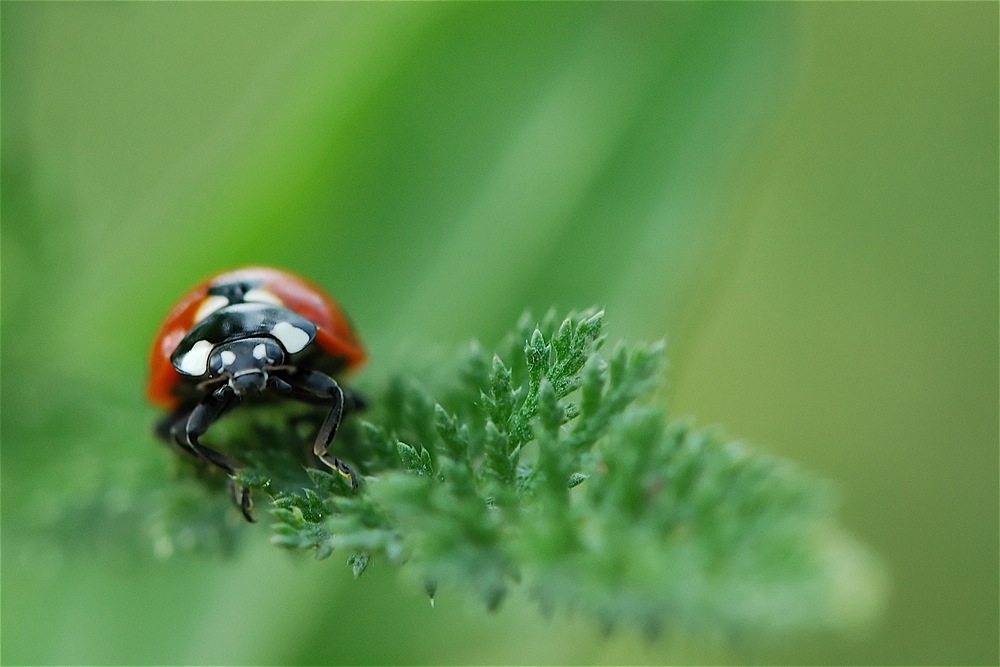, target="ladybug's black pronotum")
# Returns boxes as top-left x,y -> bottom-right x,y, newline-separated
147,266 -> 366,520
